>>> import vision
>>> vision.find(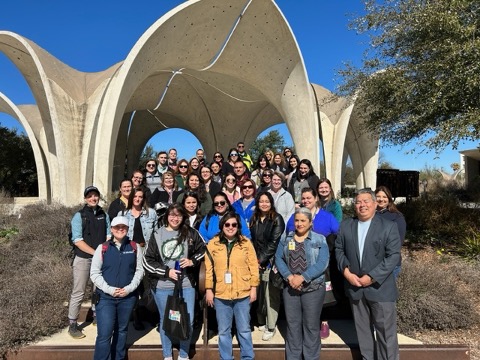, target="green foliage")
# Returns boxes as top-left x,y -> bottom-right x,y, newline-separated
399,184 -> 480,259
397,254 -> 479,333
138,143 -> 156,170
249,130 -> 287,162
337,0 -> 480,152
0,125 -> 38,197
